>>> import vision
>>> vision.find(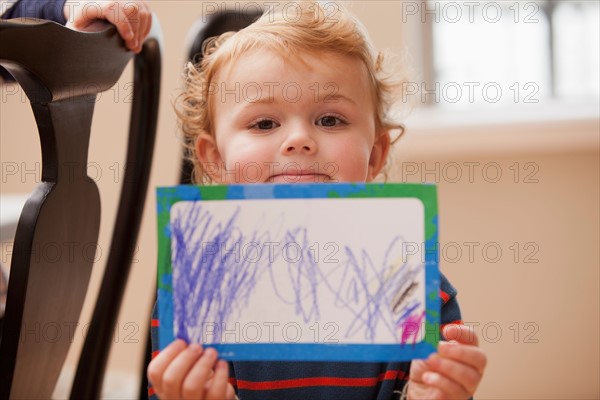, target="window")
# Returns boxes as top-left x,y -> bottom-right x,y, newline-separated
408,0 -> 599,109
